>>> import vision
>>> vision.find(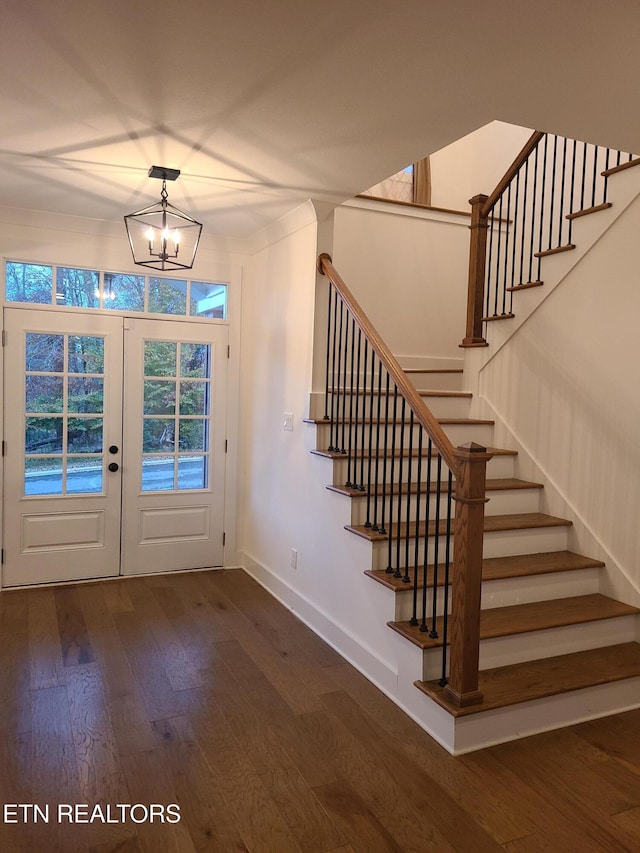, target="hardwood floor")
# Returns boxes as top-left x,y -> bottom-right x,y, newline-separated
1,568 -> 640,852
